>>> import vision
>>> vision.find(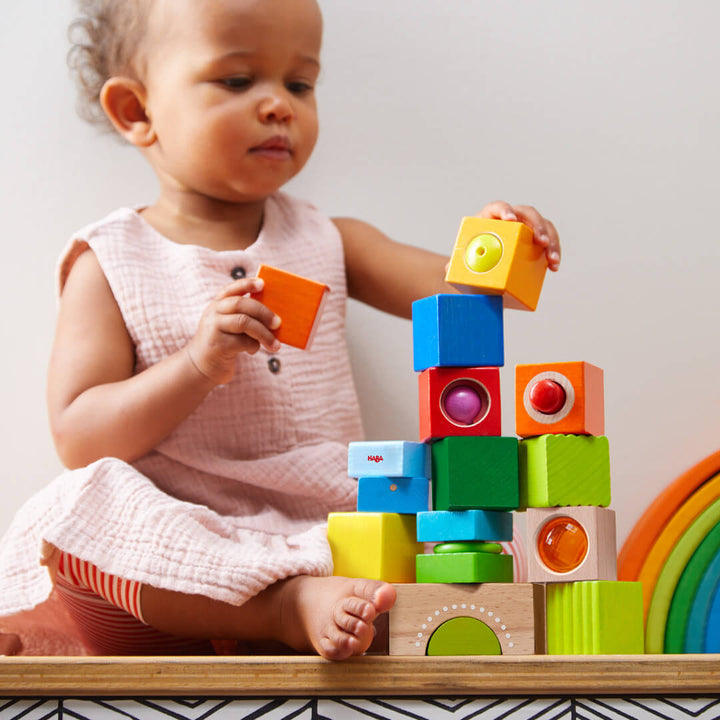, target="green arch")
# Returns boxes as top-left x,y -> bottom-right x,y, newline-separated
426,616 -> 502,656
